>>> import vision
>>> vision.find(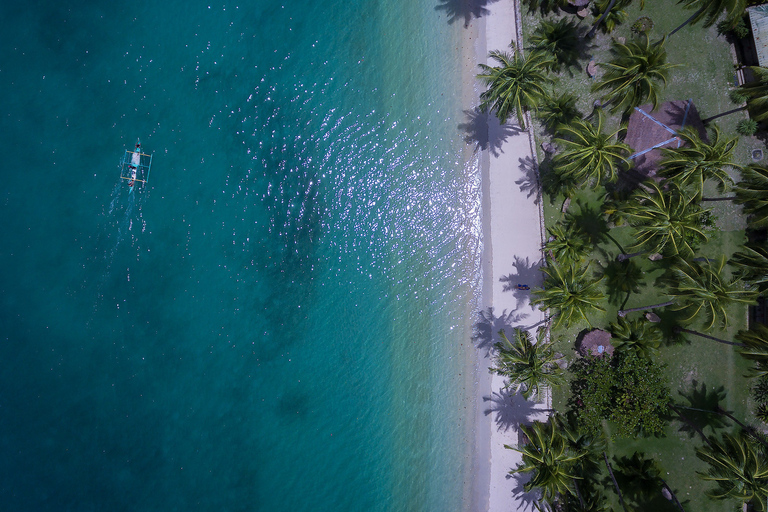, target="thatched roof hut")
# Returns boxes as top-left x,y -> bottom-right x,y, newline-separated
576,329 -> 614,357
624,100 -> 707,184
